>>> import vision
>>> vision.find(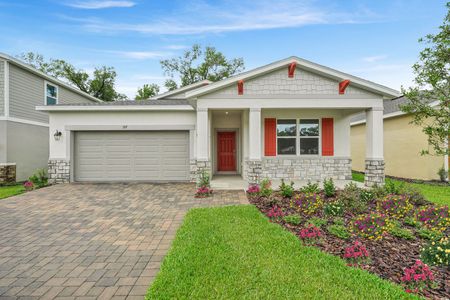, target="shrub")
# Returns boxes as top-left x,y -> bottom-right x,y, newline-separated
324,201 -> 344,216
299,181 -> 320,193
417,227 -> 443,241
292,193 -> 324,215
195,186 -> 213,198
400,260 -> 435,293
327,224 -> 350,239
279,179 -> 295,198
388,225 -> 415,240
437,166 -> 447,182
298,224 -> 322,245
420,237 -> 449,266
344,241 -> 370,266
306,217 -> 327,228
401,185 -> 428,206
352,213 -> 391,240
360,189 -> 374,202
337,184 -> 367,214
29,169 -> 48,188
282,214 -> 301,225
415,205 -> 450,232
333,217 -> 345,226
376,194 -> 413,219
246,184 -> 260,196
266,206 -> 284,220
323,178 -> 336,197
23,181 -> 34,191
260,178 -> 273,198
384,179 -> 404,195
370,184 -> 388,199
